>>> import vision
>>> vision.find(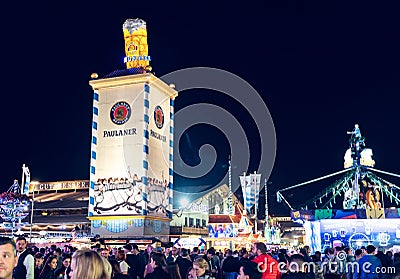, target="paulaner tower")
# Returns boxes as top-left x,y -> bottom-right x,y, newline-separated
88,19 -> 177,241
